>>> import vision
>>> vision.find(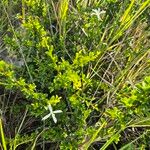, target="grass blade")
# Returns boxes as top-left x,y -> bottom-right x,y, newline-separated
0,117 -> 7,150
